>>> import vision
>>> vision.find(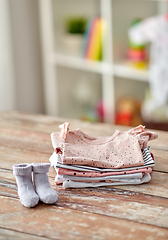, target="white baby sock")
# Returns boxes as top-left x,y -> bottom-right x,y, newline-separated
13,164 -> 39,208
32,163 -> 58,204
